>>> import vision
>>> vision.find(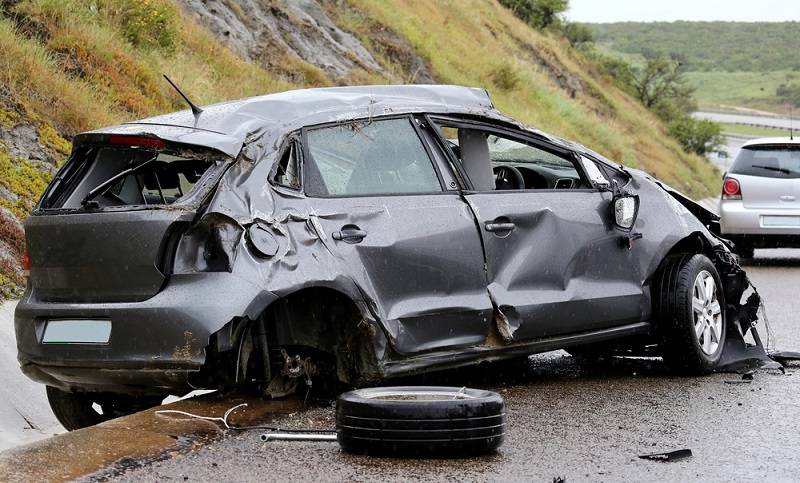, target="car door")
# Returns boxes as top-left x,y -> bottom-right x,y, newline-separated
299,115 -> 494,354
428,116 -> 648,341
